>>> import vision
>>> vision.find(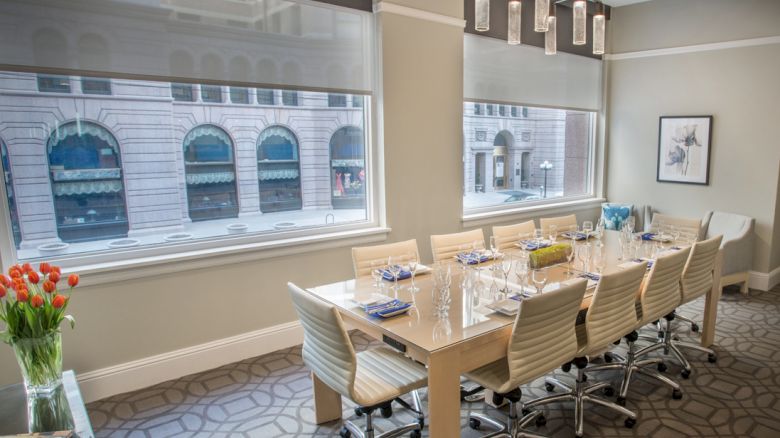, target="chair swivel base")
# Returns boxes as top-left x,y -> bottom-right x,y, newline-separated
468,389 -> 547,438
523,358 -> 636,438
342,391 -> 424,438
